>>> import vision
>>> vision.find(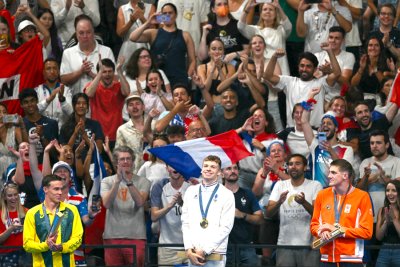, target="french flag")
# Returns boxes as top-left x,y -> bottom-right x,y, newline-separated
89,142 -> 107,202
148,130 -> 253,179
